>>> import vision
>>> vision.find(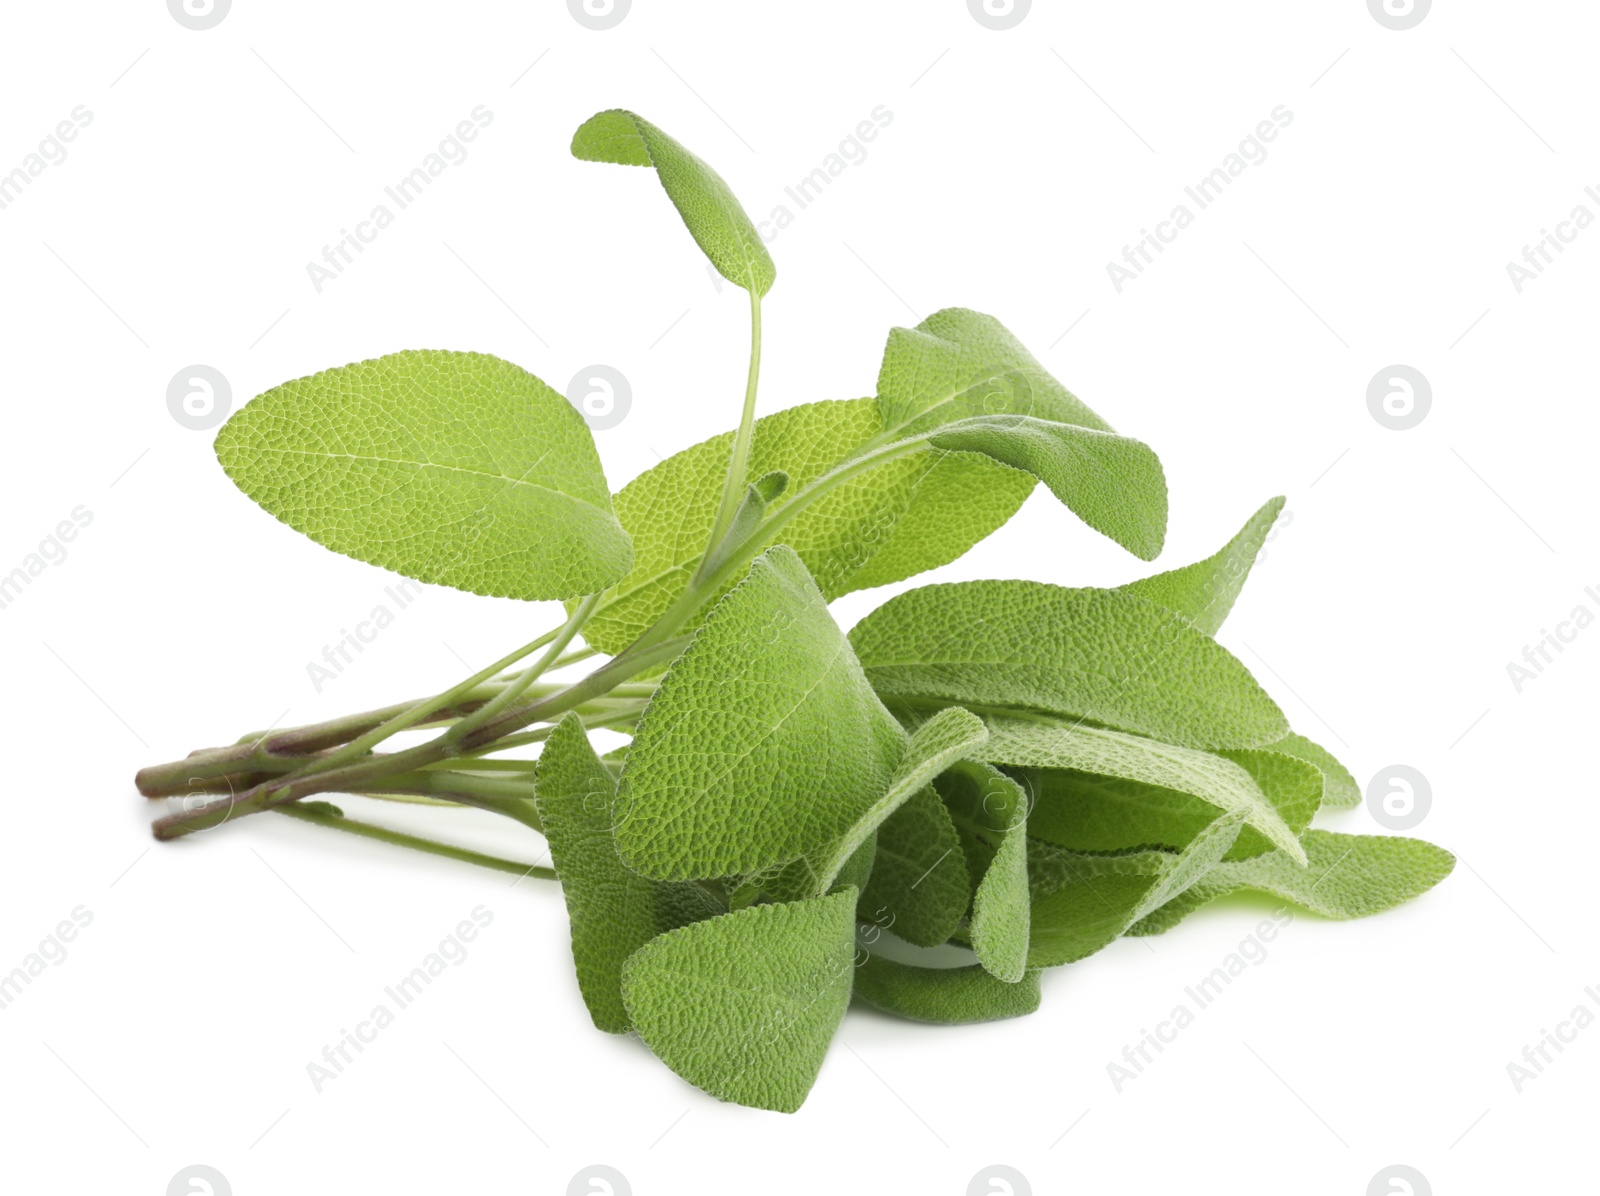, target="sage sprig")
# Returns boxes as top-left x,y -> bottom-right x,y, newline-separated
135,109 -> 1453,1114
